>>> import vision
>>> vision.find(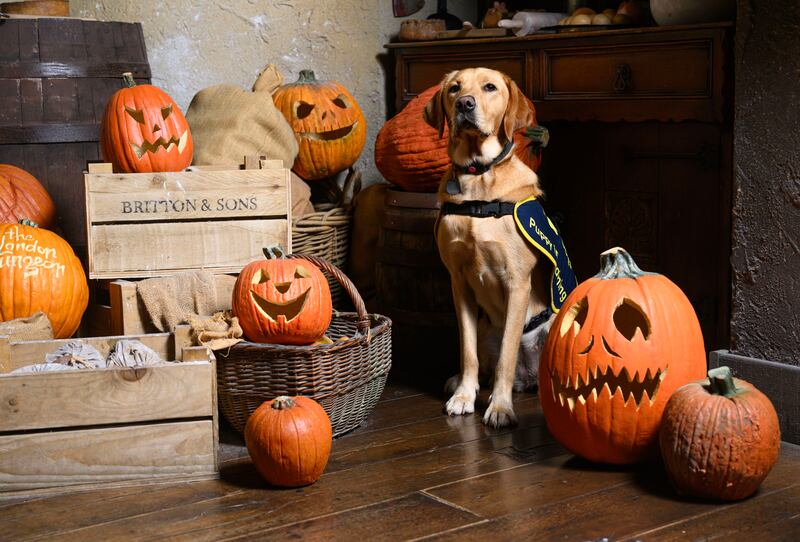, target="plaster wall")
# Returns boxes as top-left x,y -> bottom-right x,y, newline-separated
732,0 -> 800,365
71,0 -> 478,182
